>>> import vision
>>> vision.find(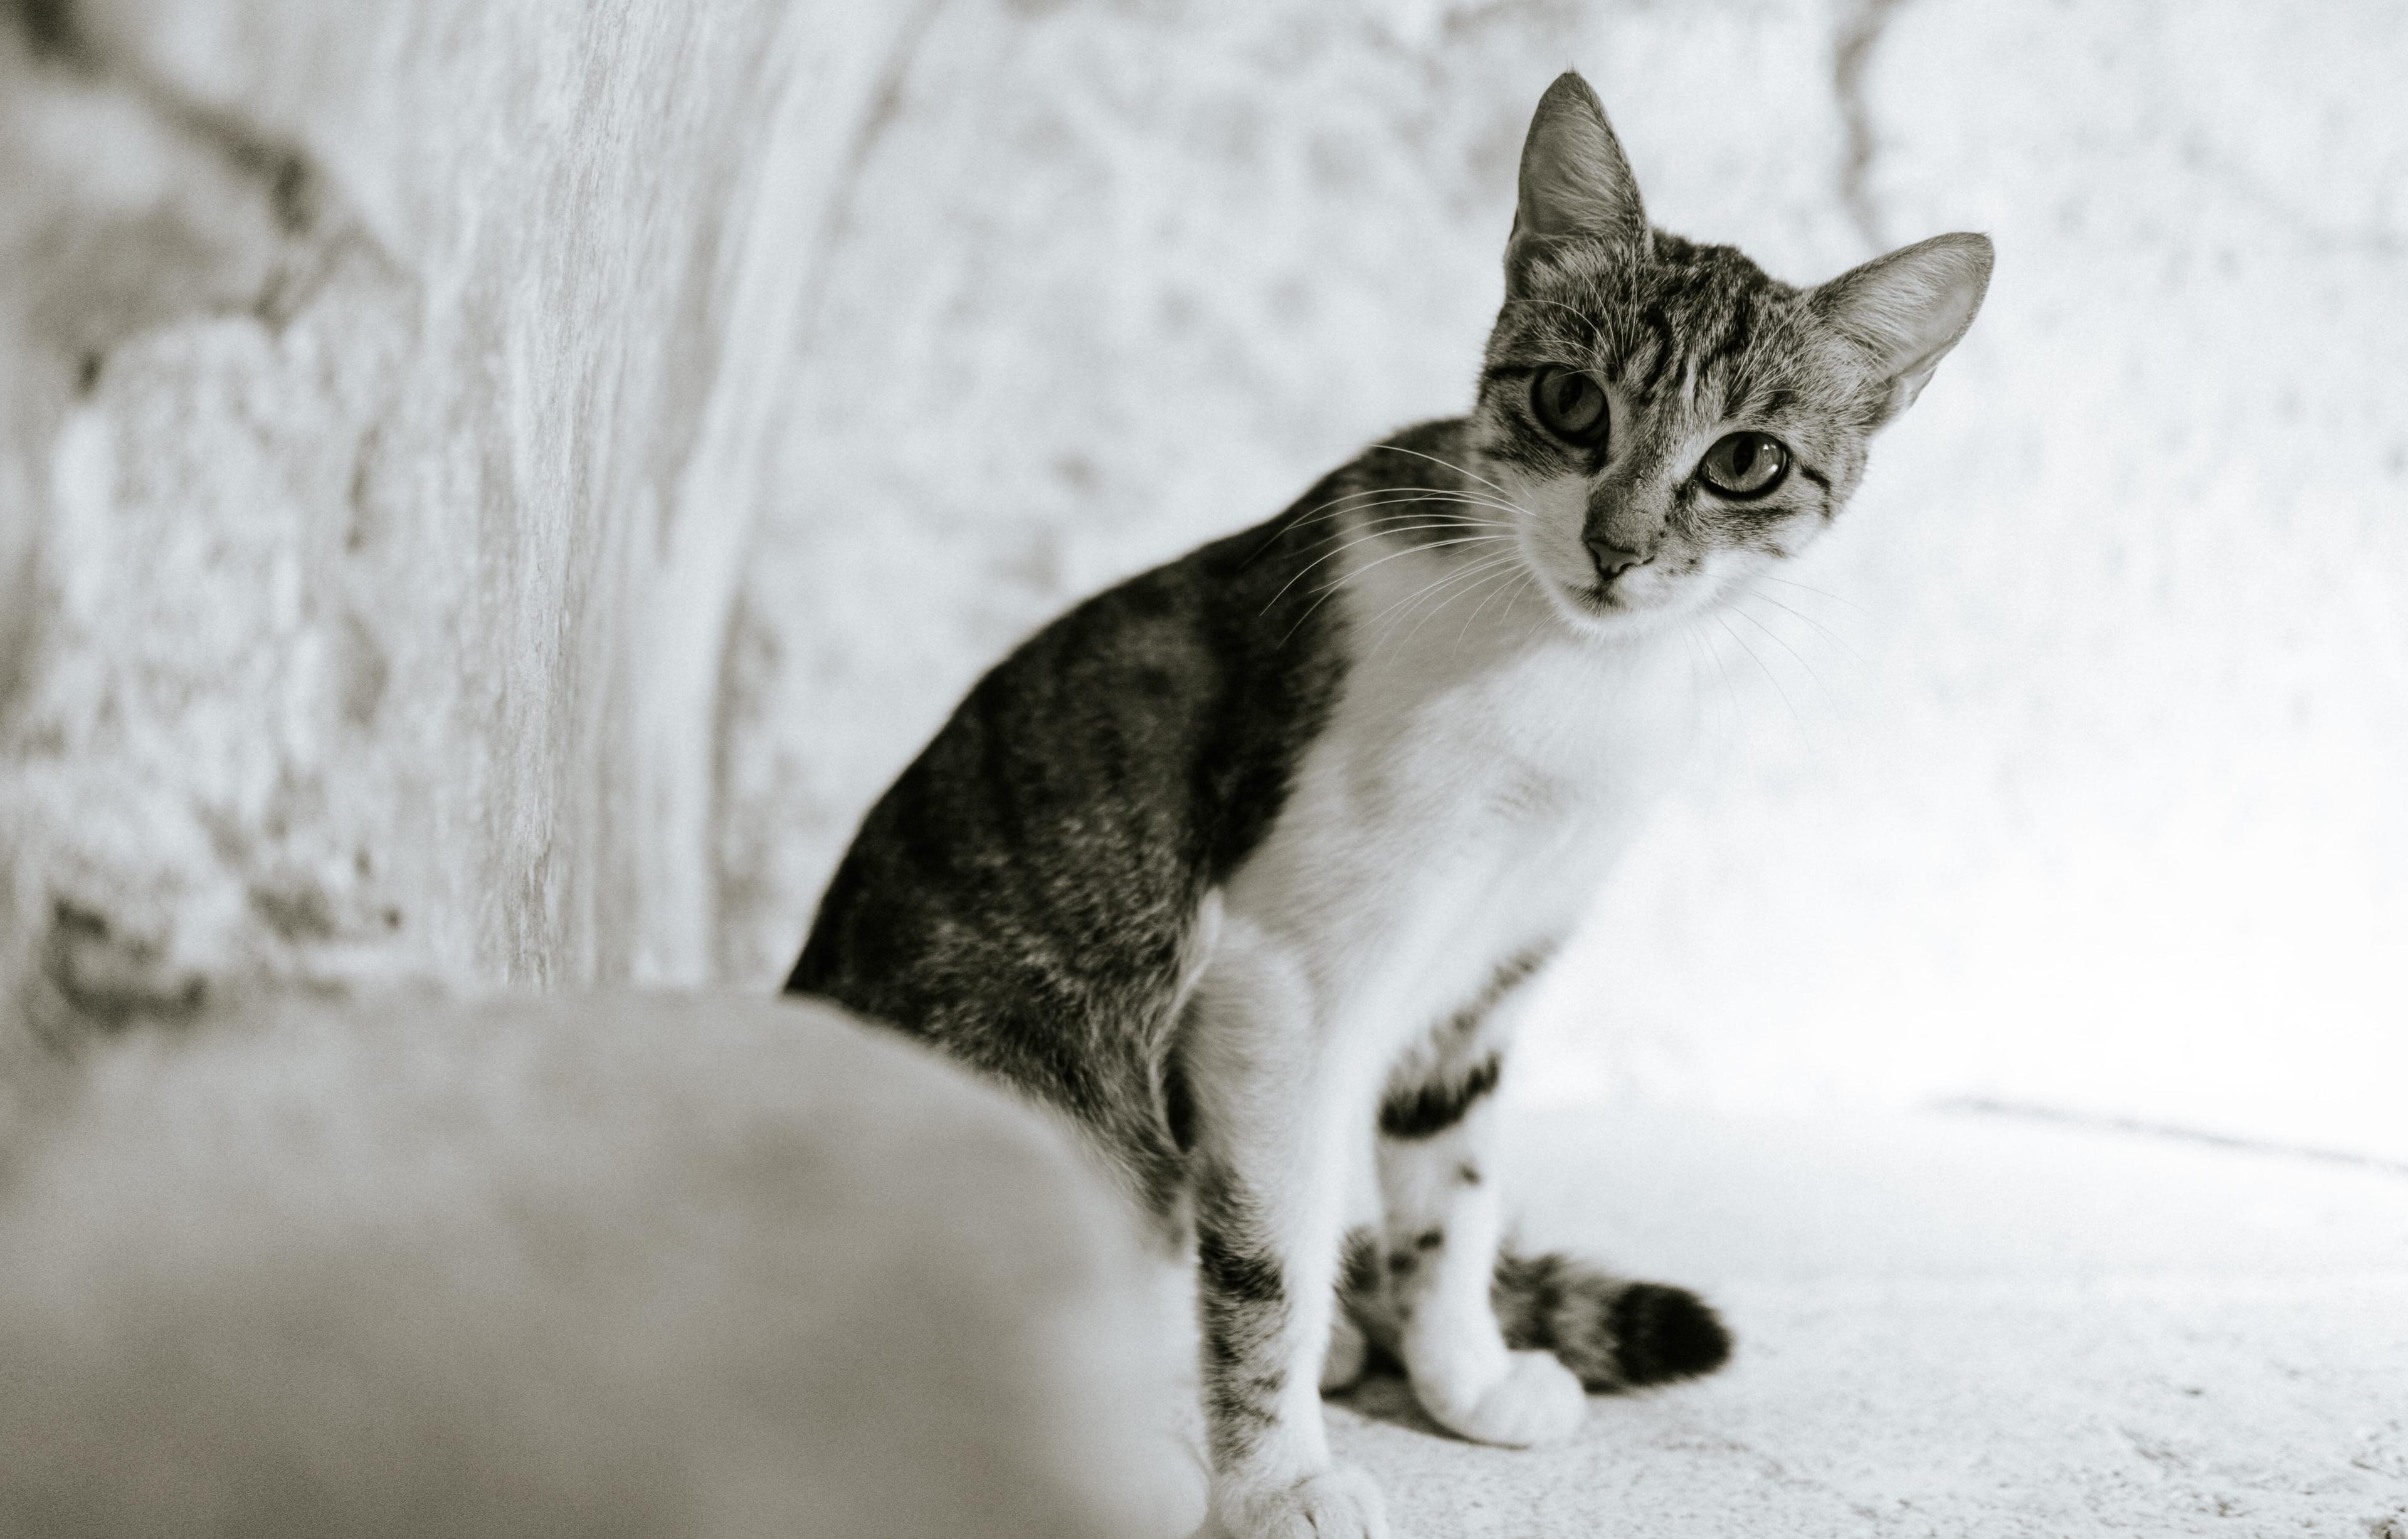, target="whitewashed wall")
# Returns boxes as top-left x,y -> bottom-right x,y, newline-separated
0,0 -> 910,1108
718,1 -> 2408,1160
4,2 -> 2399,1160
